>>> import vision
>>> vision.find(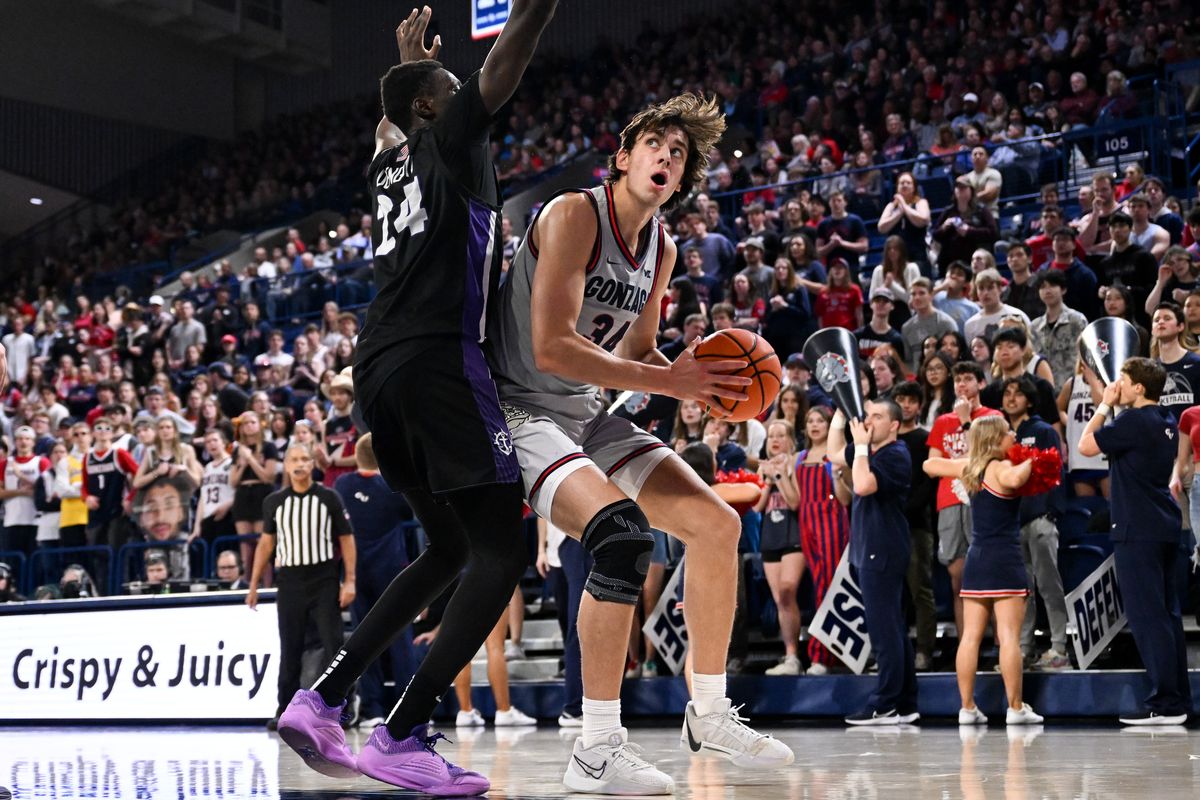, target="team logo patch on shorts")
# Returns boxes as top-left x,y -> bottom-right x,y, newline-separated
500,402 -> 530,430
493,431 -> 514,456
